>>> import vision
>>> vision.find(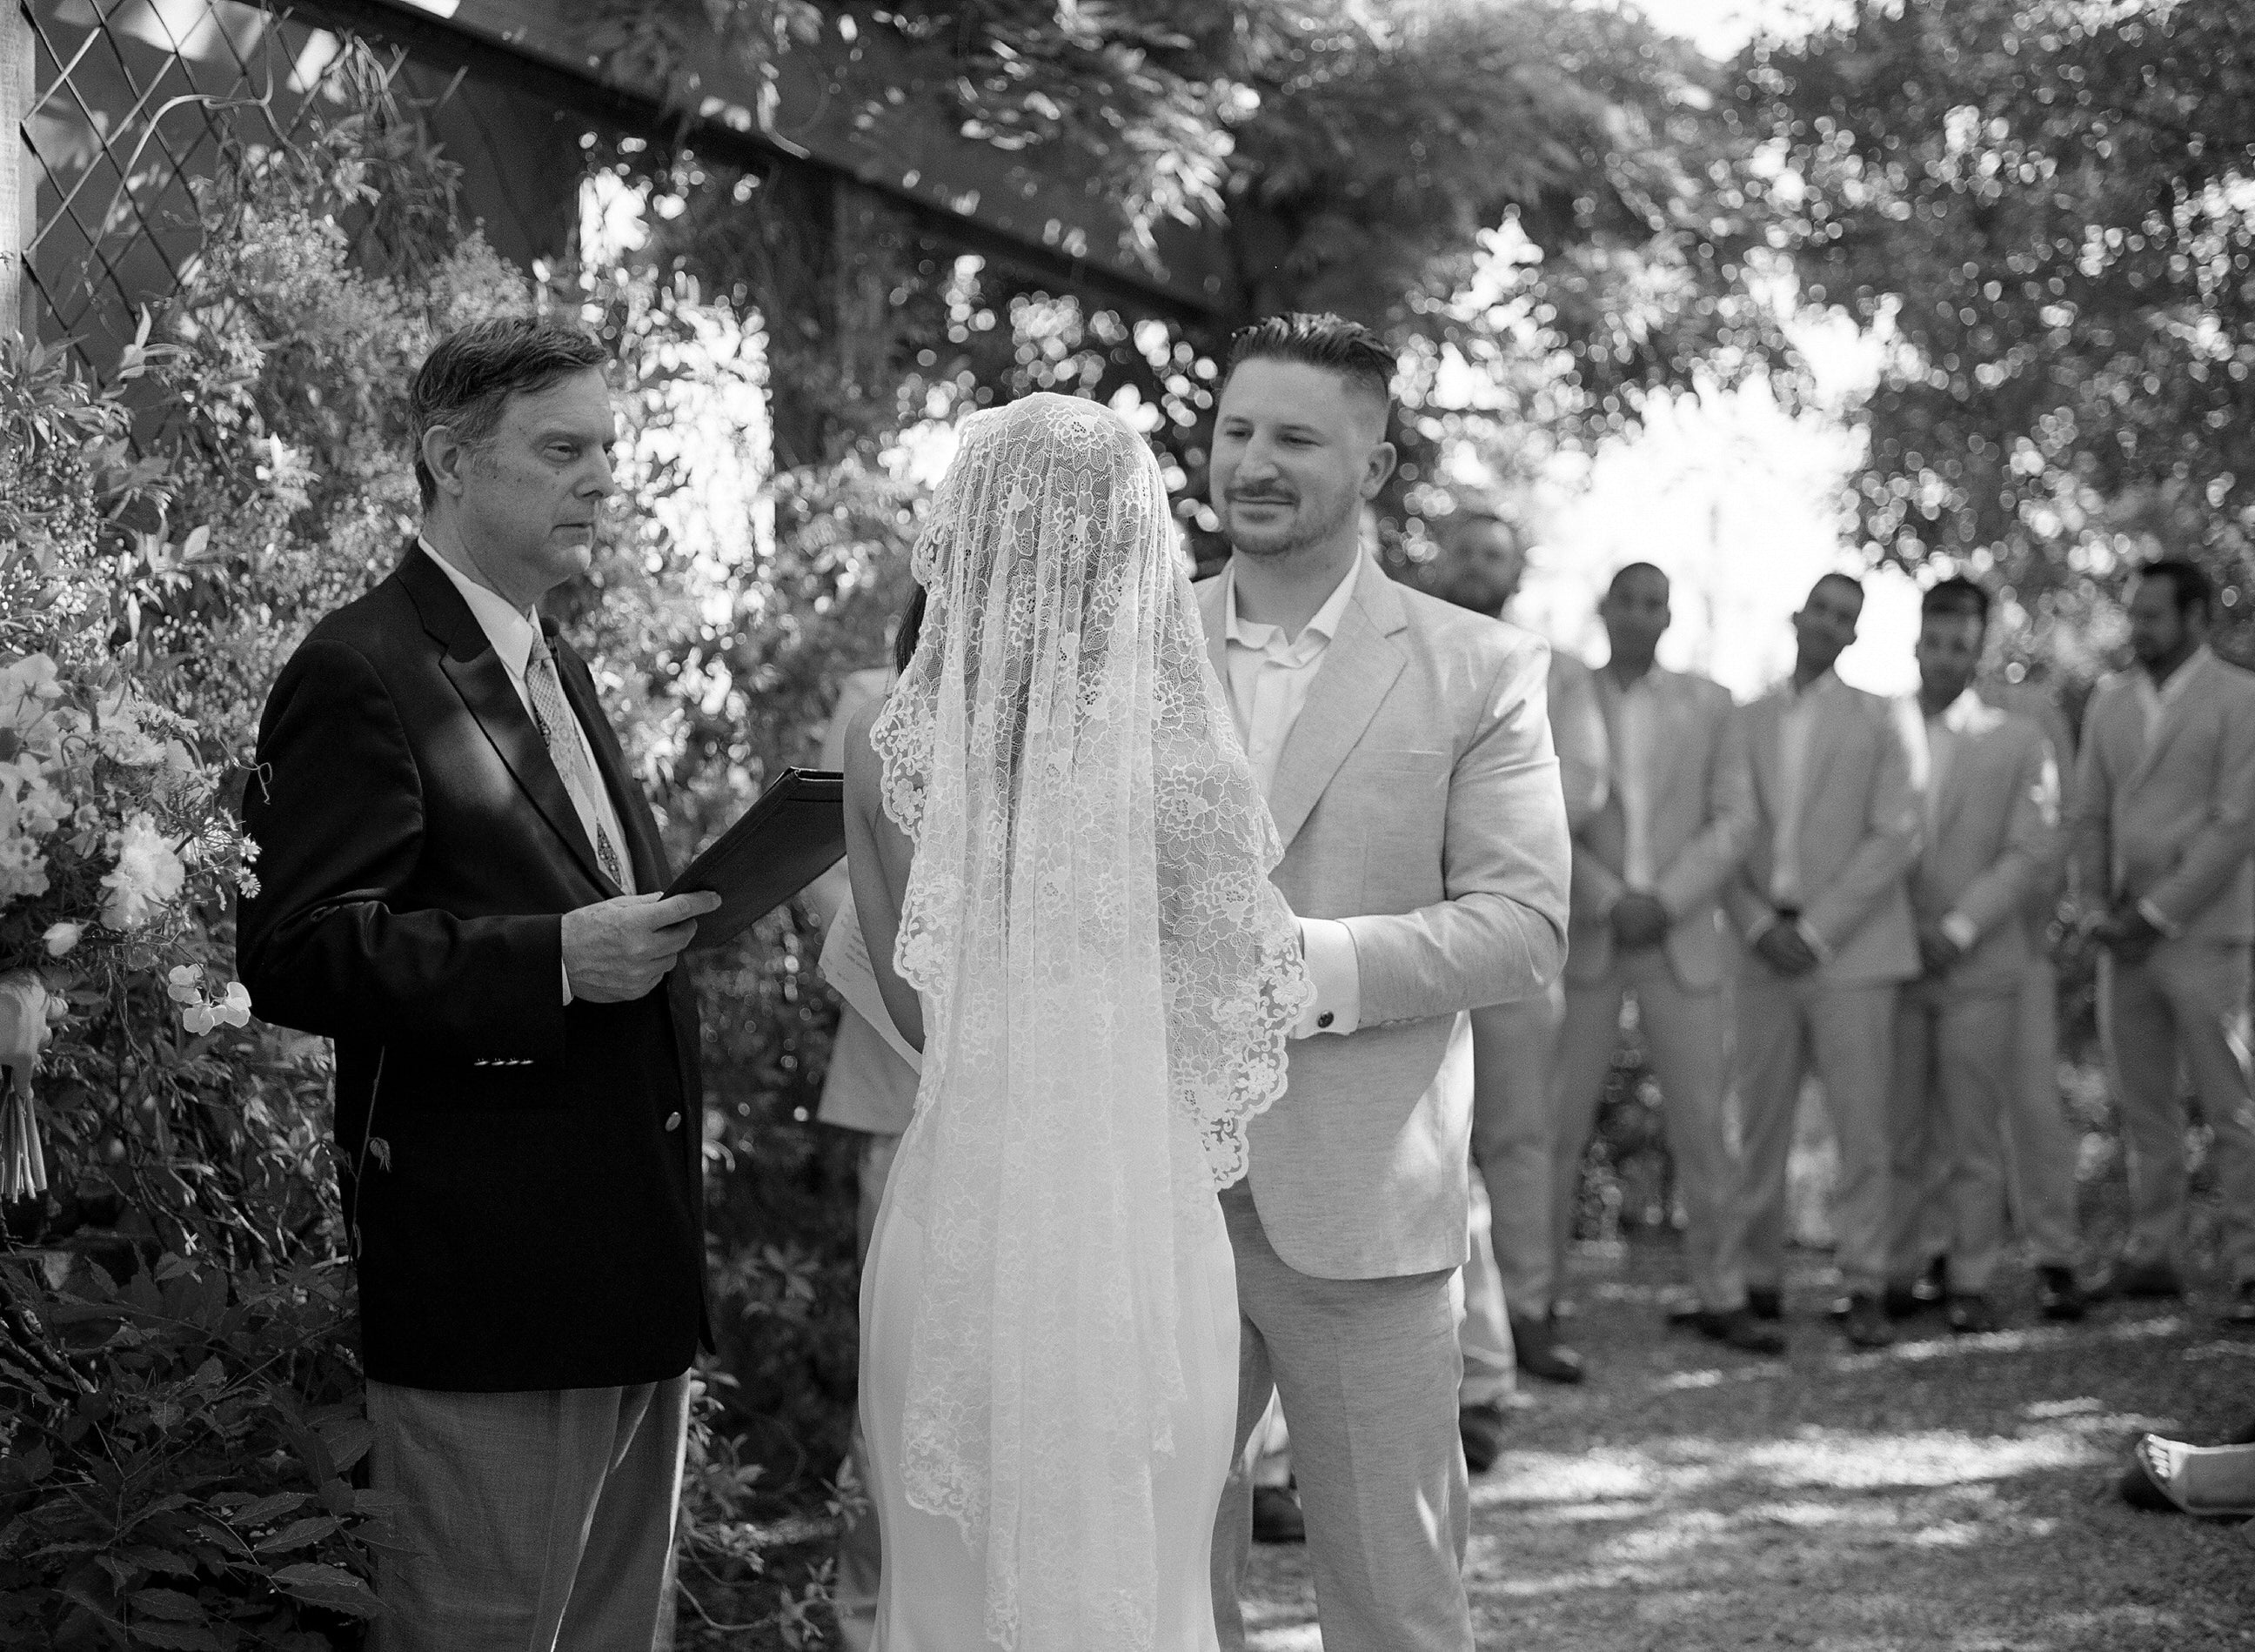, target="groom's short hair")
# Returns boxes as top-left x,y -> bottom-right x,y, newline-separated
1224,313 -> 1396,422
